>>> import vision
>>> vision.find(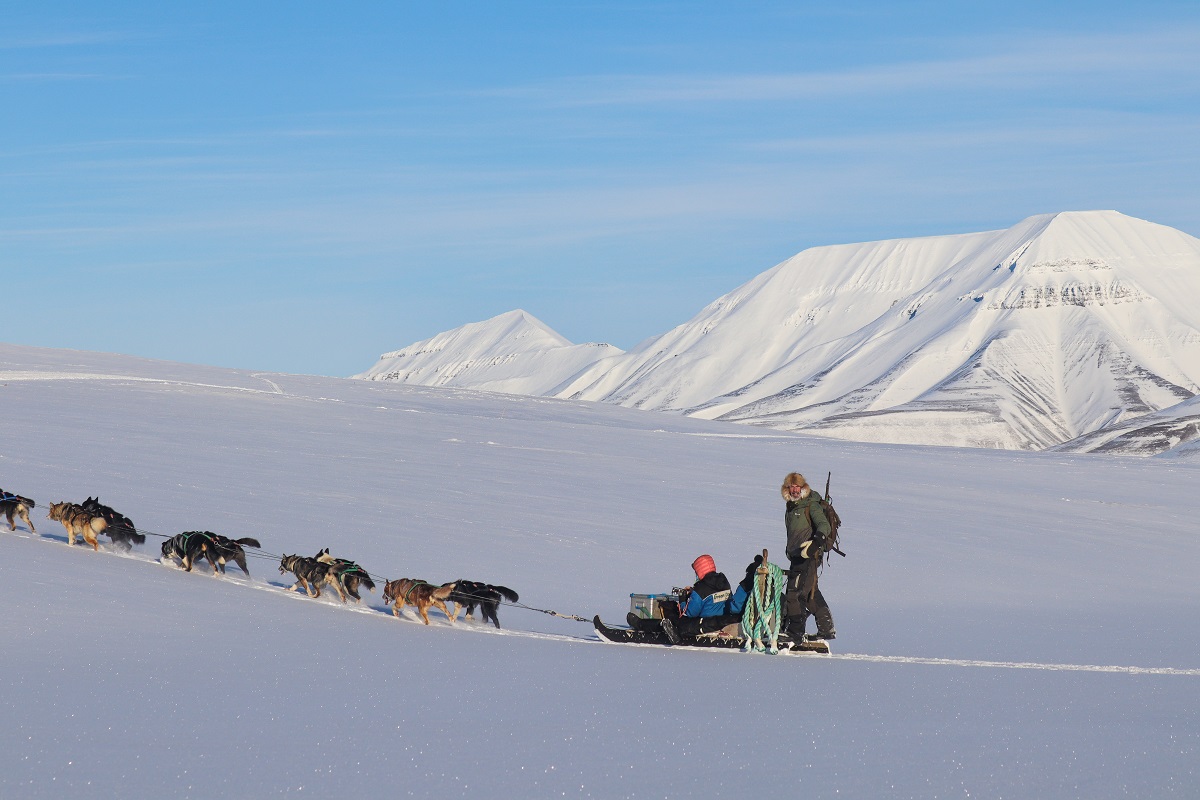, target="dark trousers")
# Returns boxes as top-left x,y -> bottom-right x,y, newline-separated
628,610 -> 740,637
676,613 -> 742,637
786,559 -> 834,636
